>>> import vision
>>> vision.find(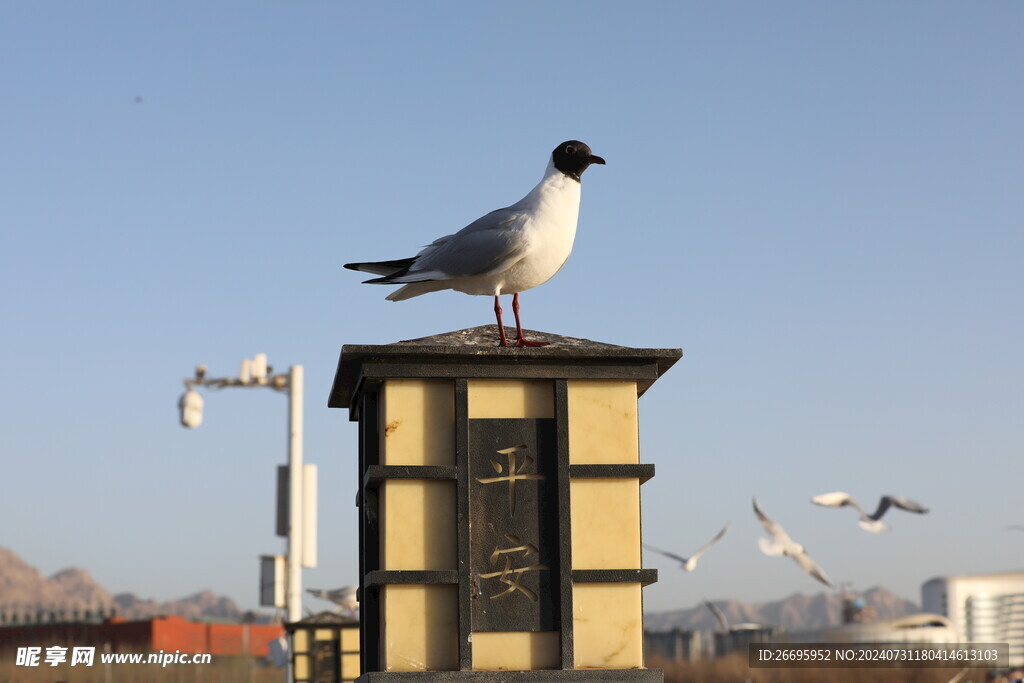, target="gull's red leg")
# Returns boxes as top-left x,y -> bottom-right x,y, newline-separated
494,295 -> 509,347
512,293 -> 549,347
